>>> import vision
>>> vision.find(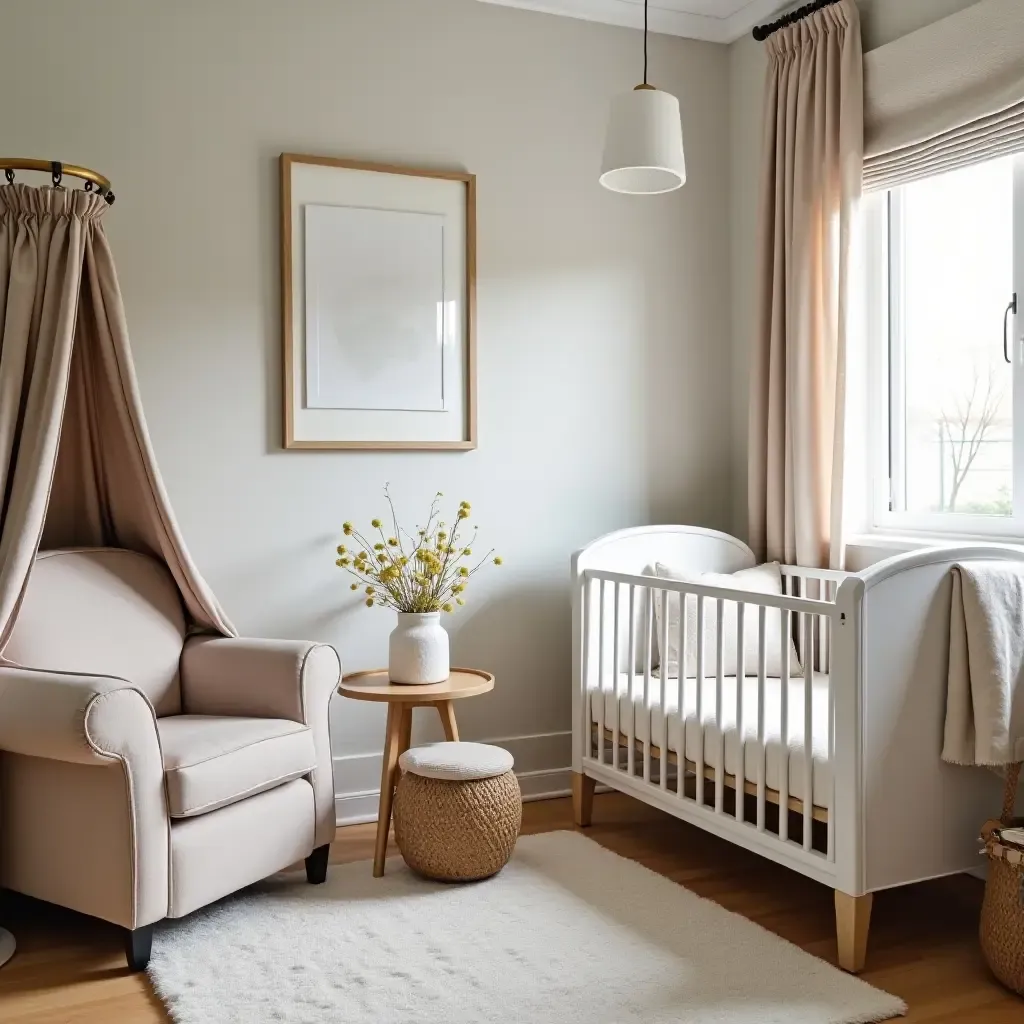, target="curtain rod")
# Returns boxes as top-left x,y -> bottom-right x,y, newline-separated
752,0 -> 843,41
0,158 -> 114,204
